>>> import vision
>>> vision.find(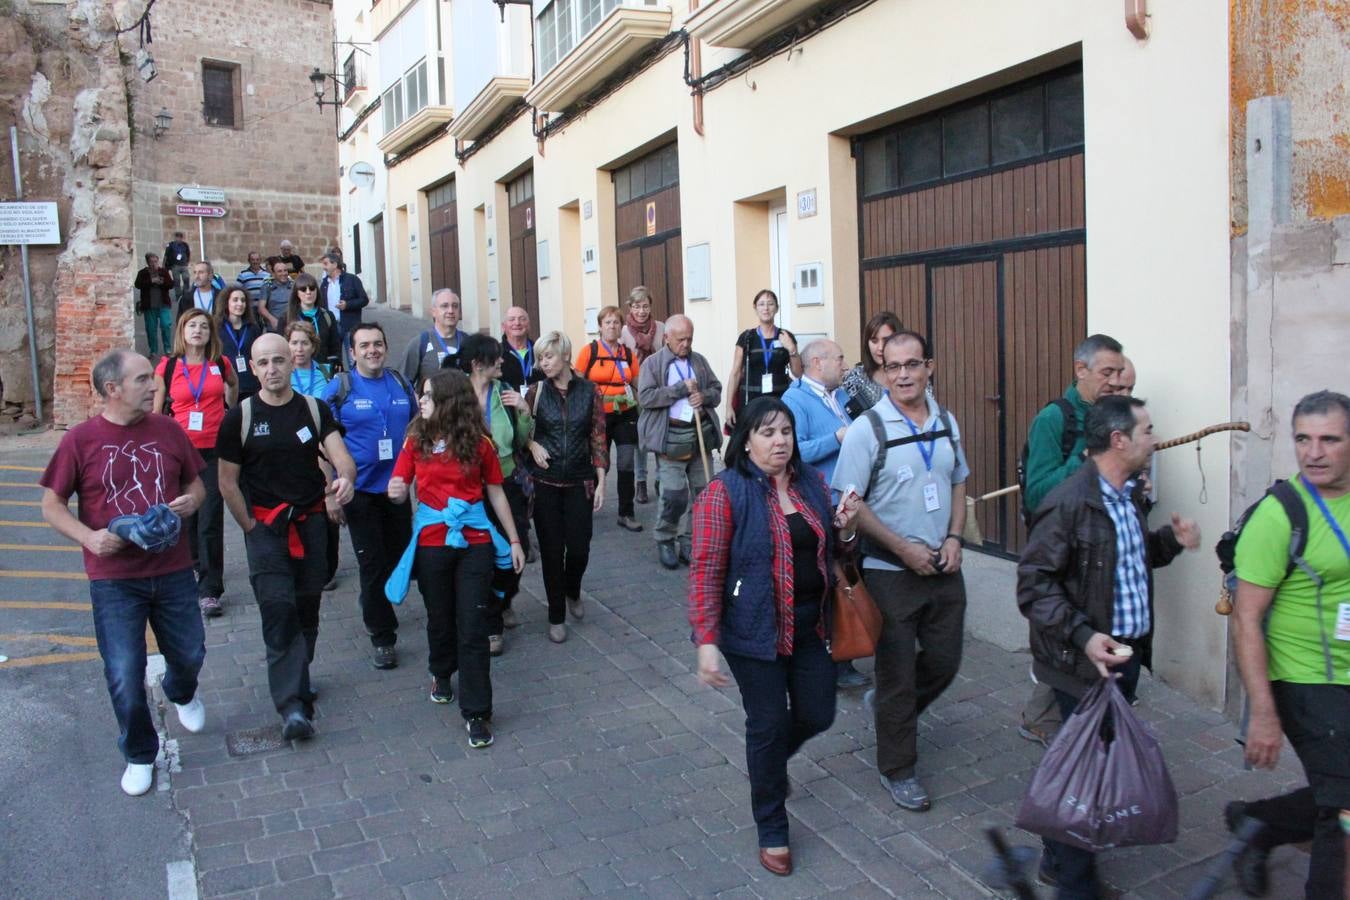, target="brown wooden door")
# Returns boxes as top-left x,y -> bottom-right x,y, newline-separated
615,143 -> 682,321
371,215 -> 385,305
856,66 -> 1086,554
507,171 -> 538,326
427,181 -> 460,296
